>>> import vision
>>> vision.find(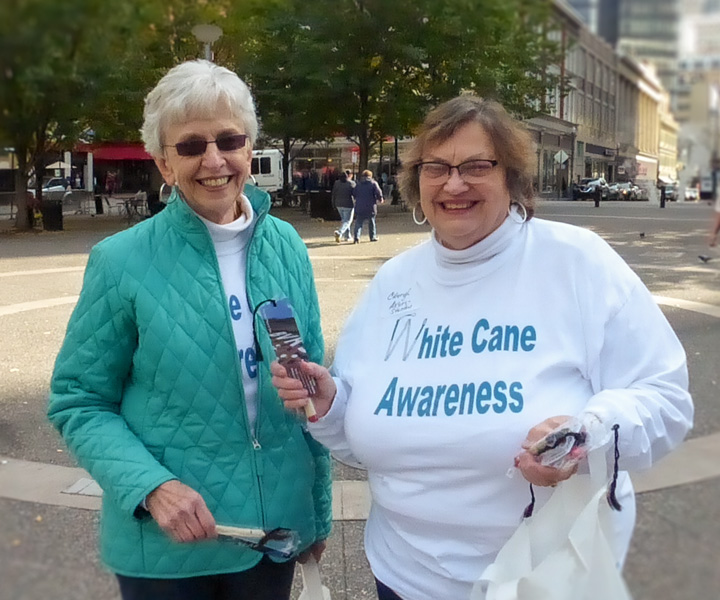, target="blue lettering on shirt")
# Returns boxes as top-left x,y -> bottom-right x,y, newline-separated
229,295 -> 242,320
238,346 -> 258,379
374,377 -> 524,417
471,319 -> 536,353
